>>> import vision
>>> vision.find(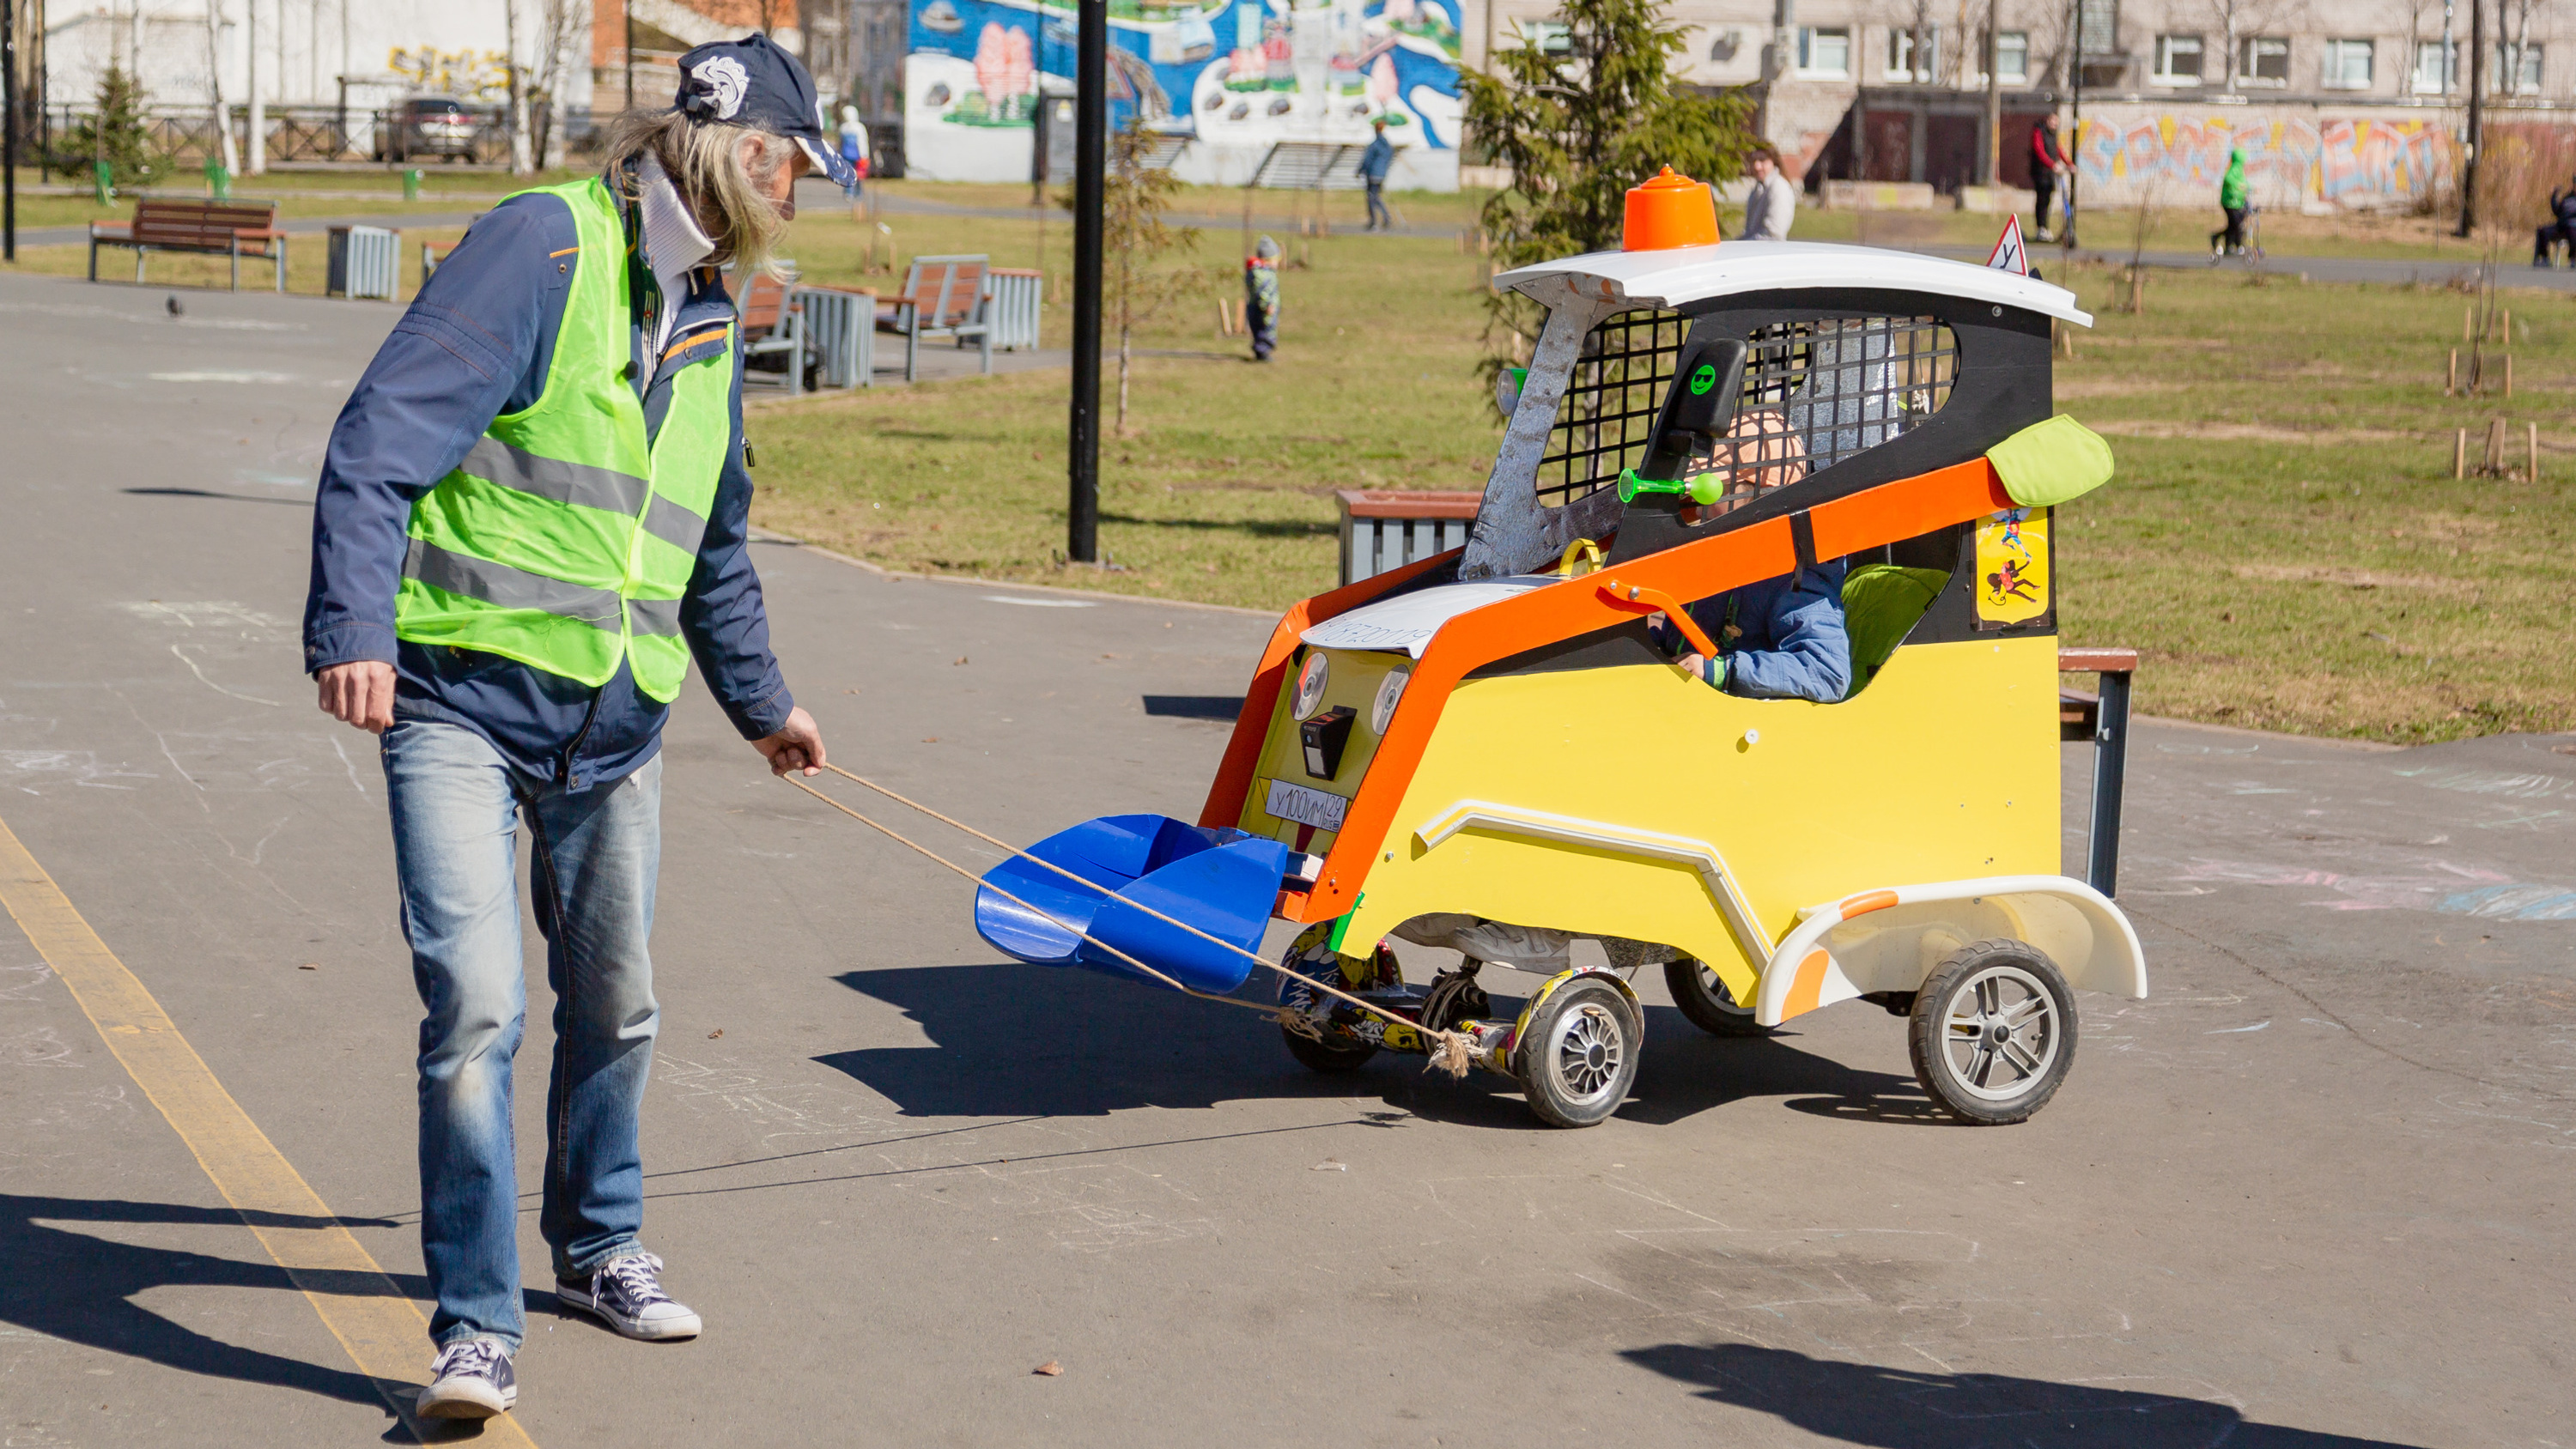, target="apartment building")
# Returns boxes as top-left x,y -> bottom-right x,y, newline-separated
1469,0 -> 2573,209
